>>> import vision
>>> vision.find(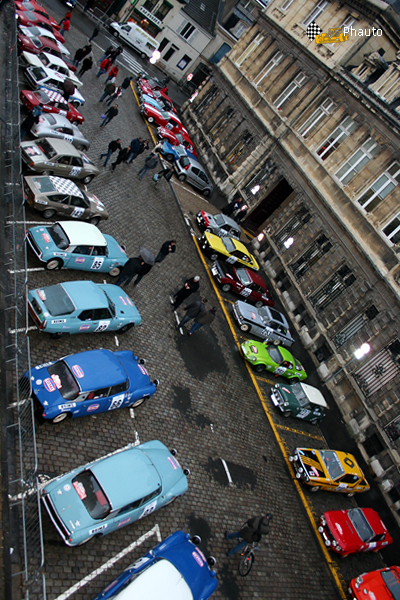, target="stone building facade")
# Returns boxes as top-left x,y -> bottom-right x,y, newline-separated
182,0 -> 400,522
